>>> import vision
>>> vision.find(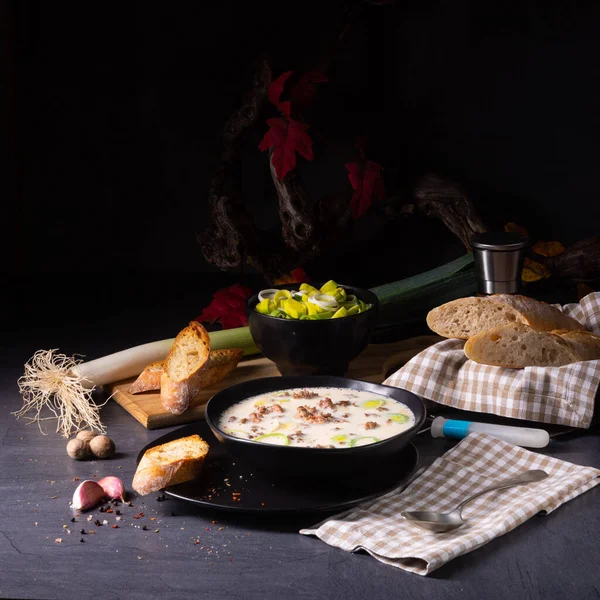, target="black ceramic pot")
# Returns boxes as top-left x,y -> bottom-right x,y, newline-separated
205,376 -> 426,479
247,283 -> 379,376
